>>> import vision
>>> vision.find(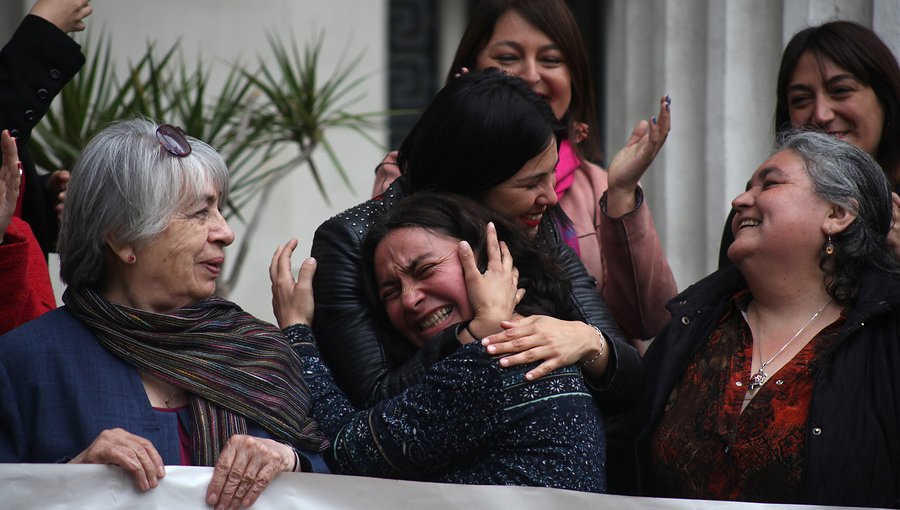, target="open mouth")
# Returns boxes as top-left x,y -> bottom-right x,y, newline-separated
520,212 -> 543,228
418,305 -> 453,331
738,219 -> 760,230
202,259 -> 223,276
